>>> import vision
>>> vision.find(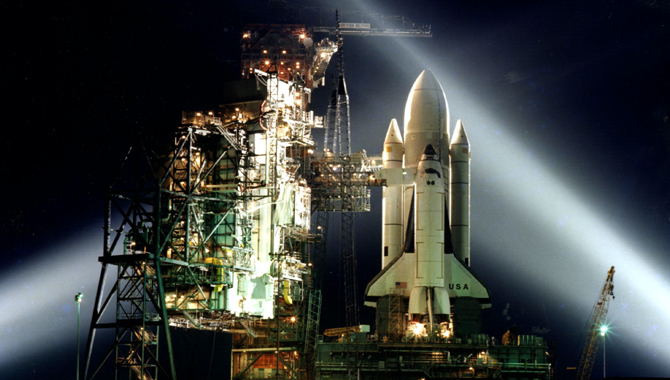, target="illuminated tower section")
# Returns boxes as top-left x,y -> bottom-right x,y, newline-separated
240,24 -> 337,89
